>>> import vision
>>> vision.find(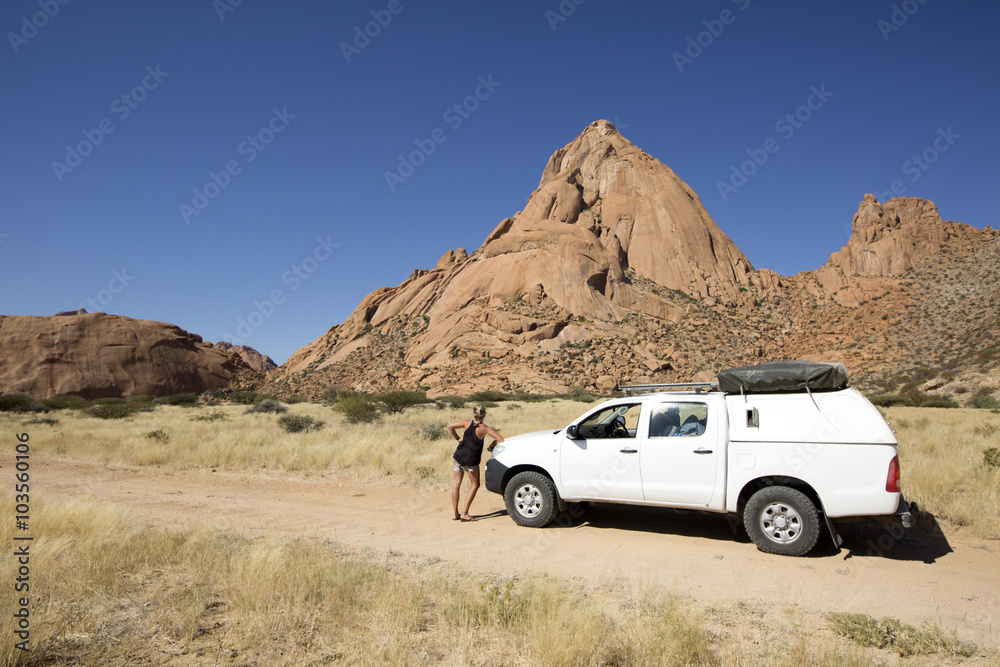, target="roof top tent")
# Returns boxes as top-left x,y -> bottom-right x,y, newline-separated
619,361 -> 849,397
